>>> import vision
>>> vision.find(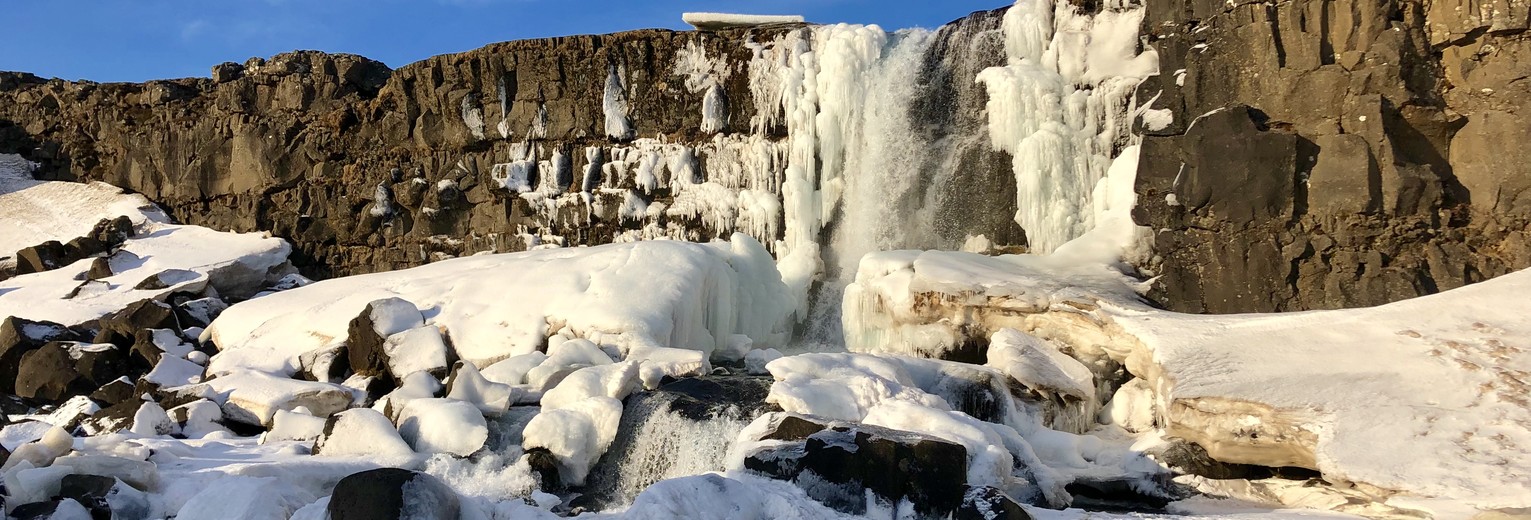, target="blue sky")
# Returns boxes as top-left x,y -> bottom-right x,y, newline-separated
2,1 -> 1009,83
